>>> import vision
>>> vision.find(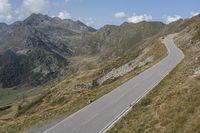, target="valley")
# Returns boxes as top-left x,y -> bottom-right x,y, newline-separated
0,12 -> 199,133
